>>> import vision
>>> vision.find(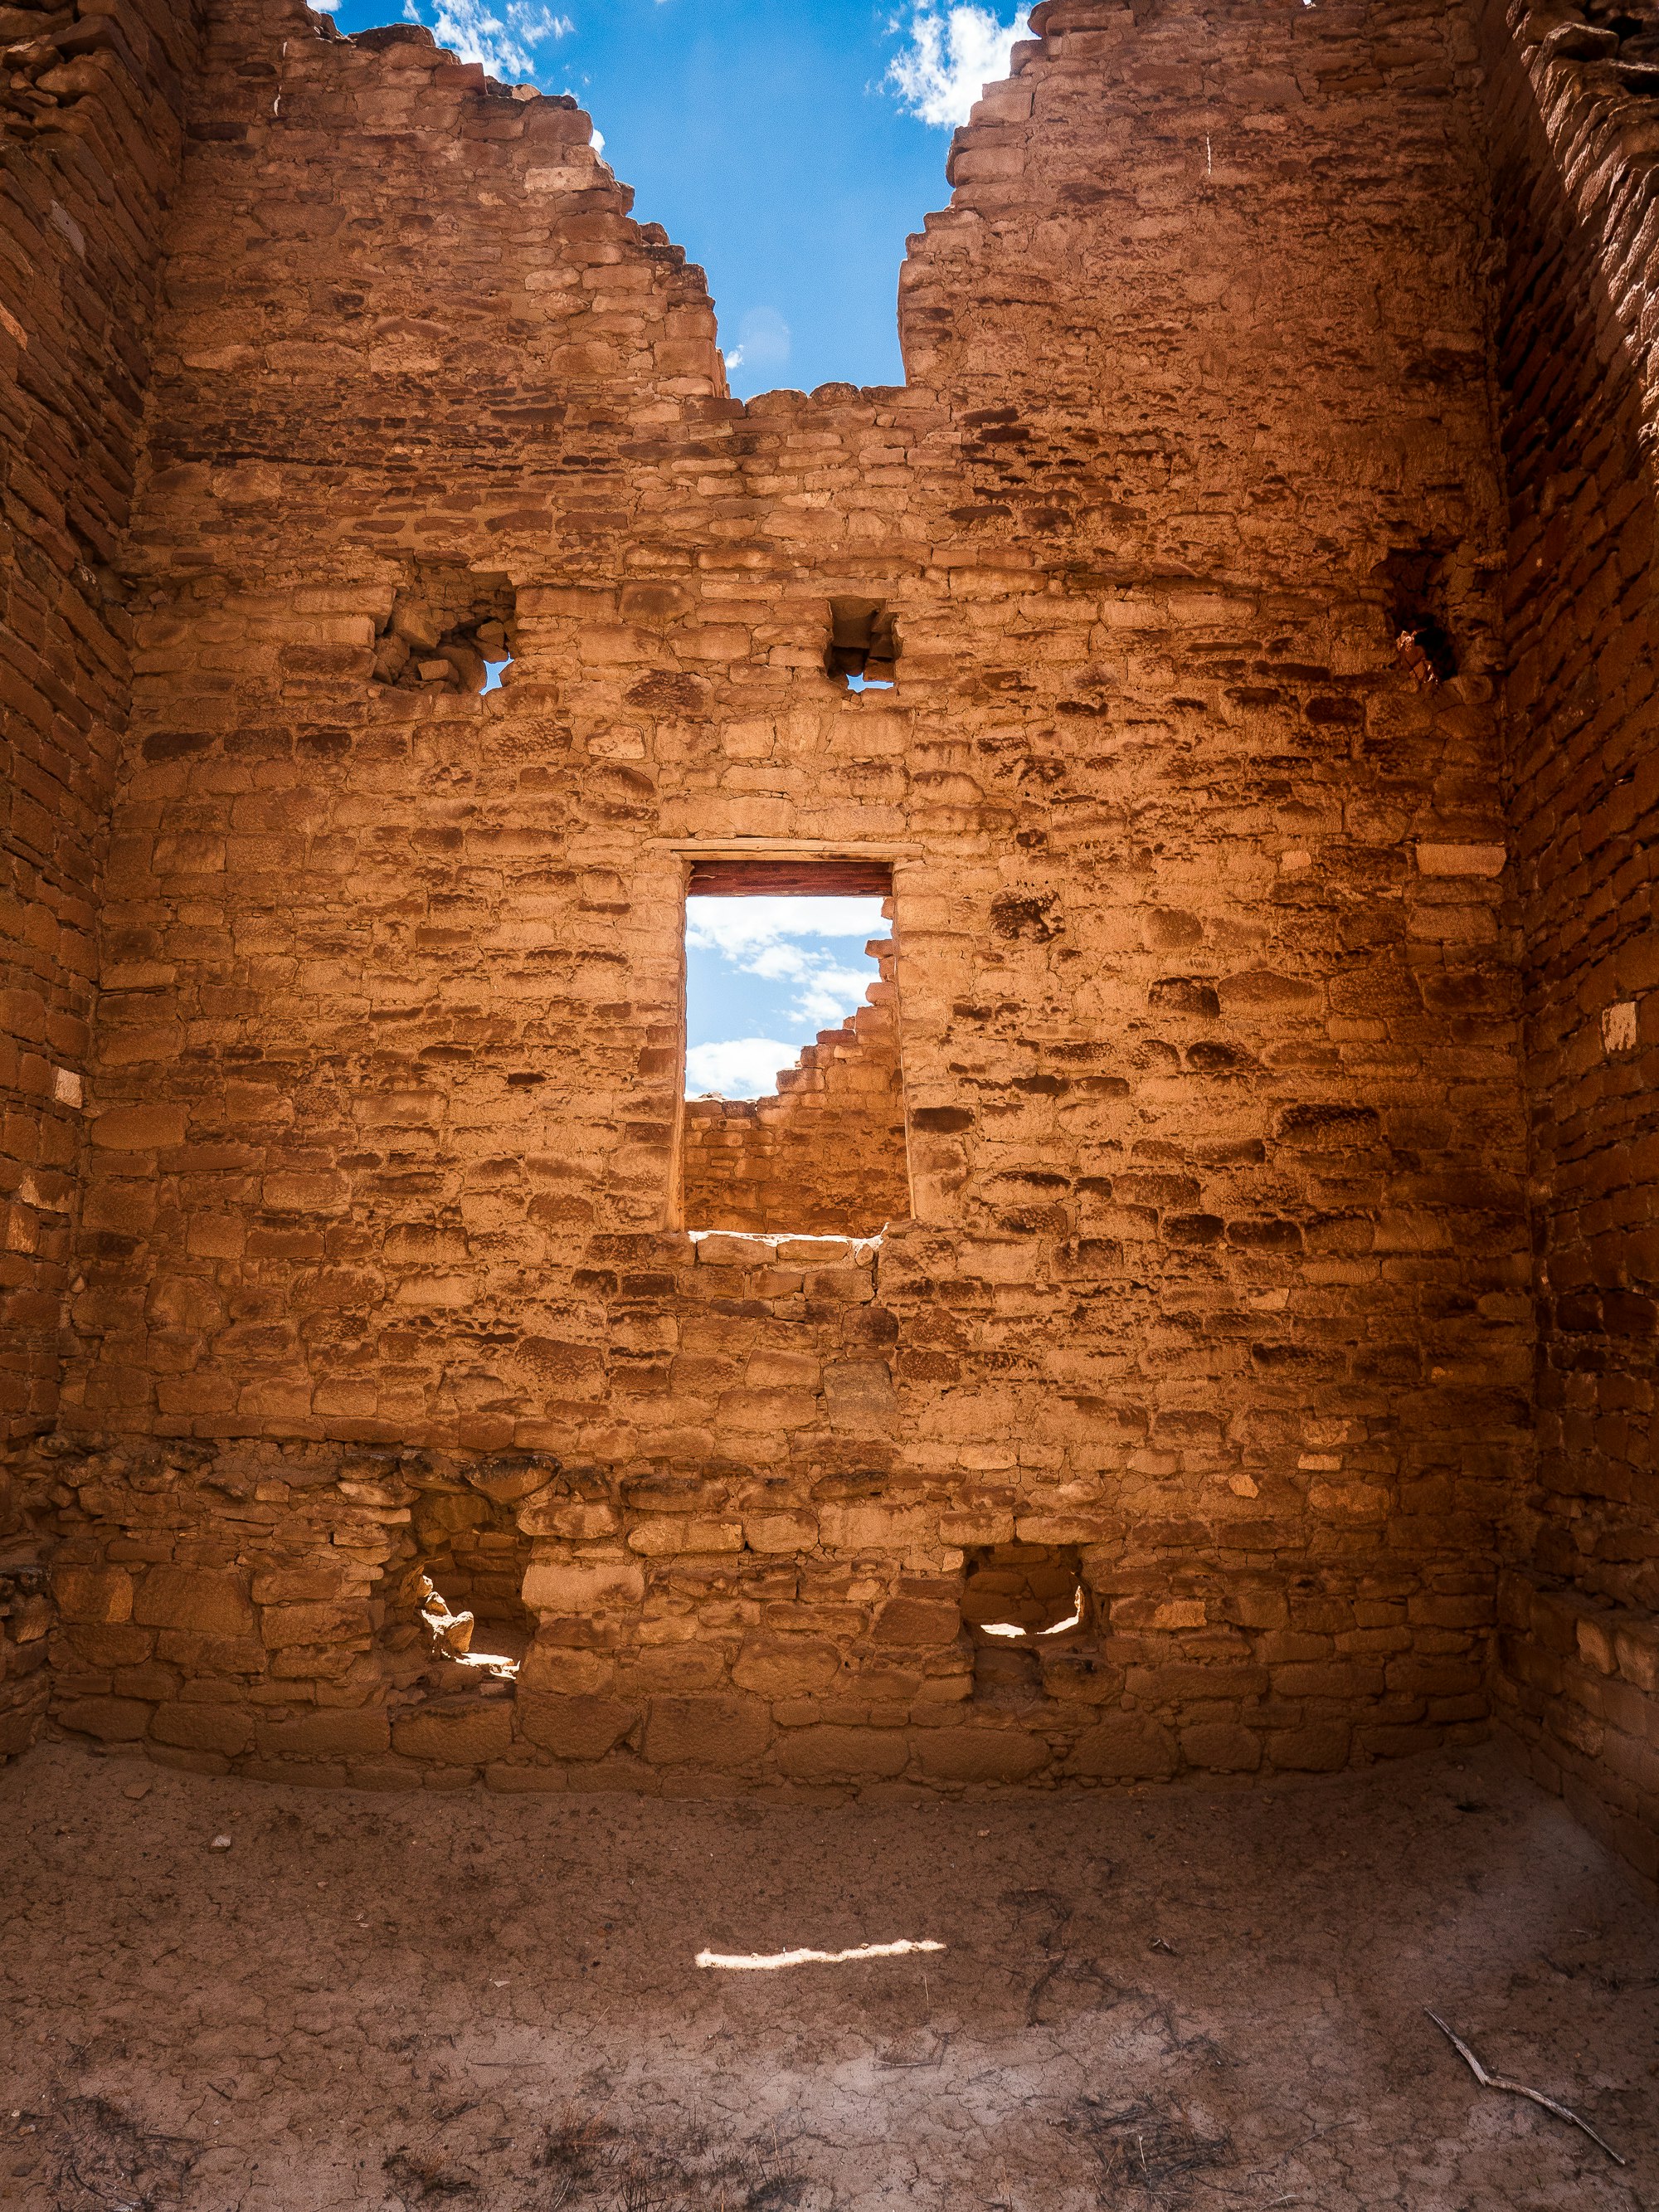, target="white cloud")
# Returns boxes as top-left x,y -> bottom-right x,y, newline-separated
887,3 -> 1020,129
687,897 -> 886,956
729,306 -> 791,378
795,967 -> 874,1026
686,1038 -> 800,1100
685,896 -> 888,1095
401,0 -> 574,80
